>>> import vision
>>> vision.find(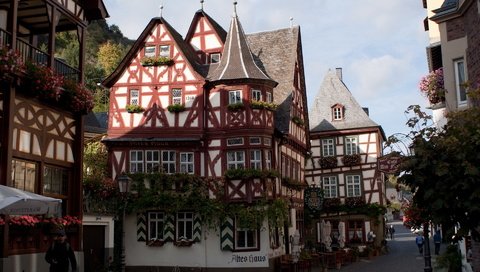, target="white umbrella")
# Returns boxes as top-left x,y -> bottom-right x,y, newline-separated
0,185 -> 61,215
338,221 -> 346,248
320,220 -> 326,243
